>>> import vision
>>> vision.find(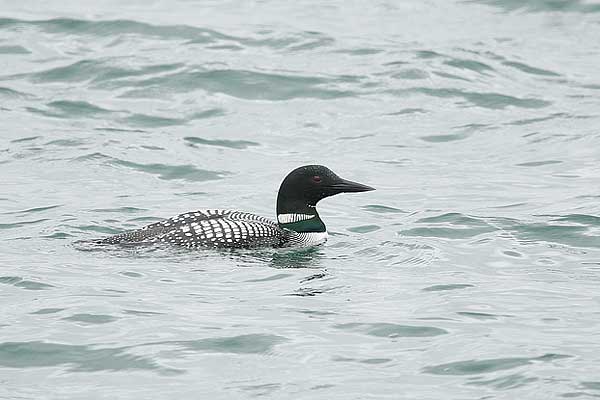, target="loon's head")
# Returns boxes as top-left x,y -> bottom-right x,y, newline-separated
276,165 -> 374,231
